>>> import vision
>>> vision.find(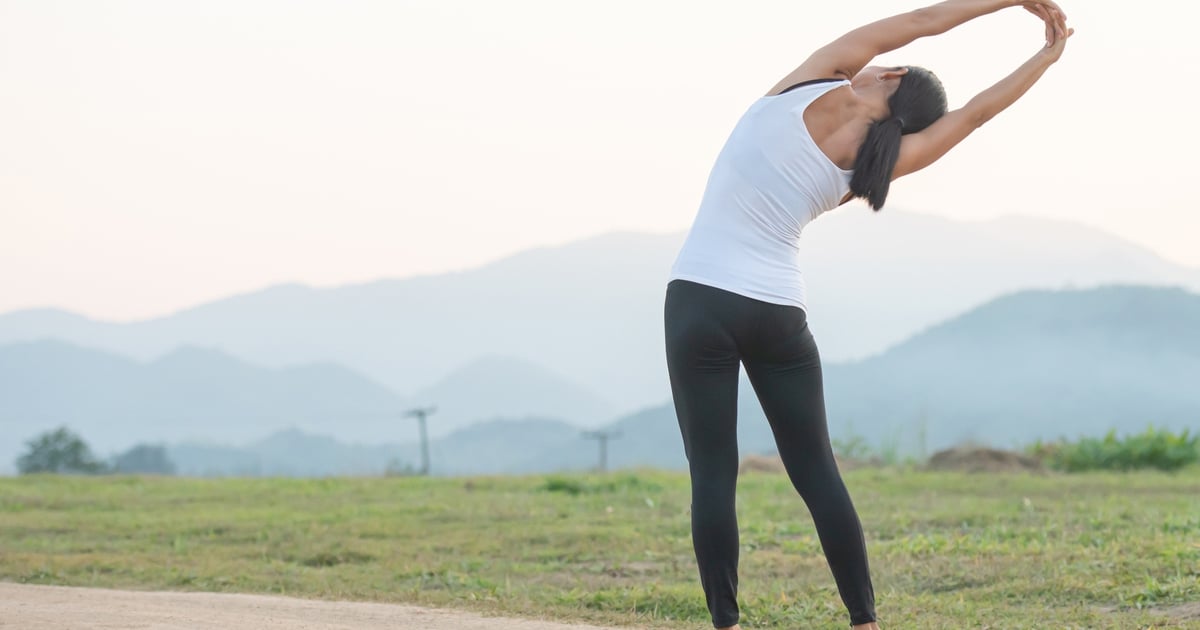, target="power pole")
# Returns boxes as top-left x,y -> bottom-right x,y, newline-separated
582,430 -> 621,472
404,406 -> 436,475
